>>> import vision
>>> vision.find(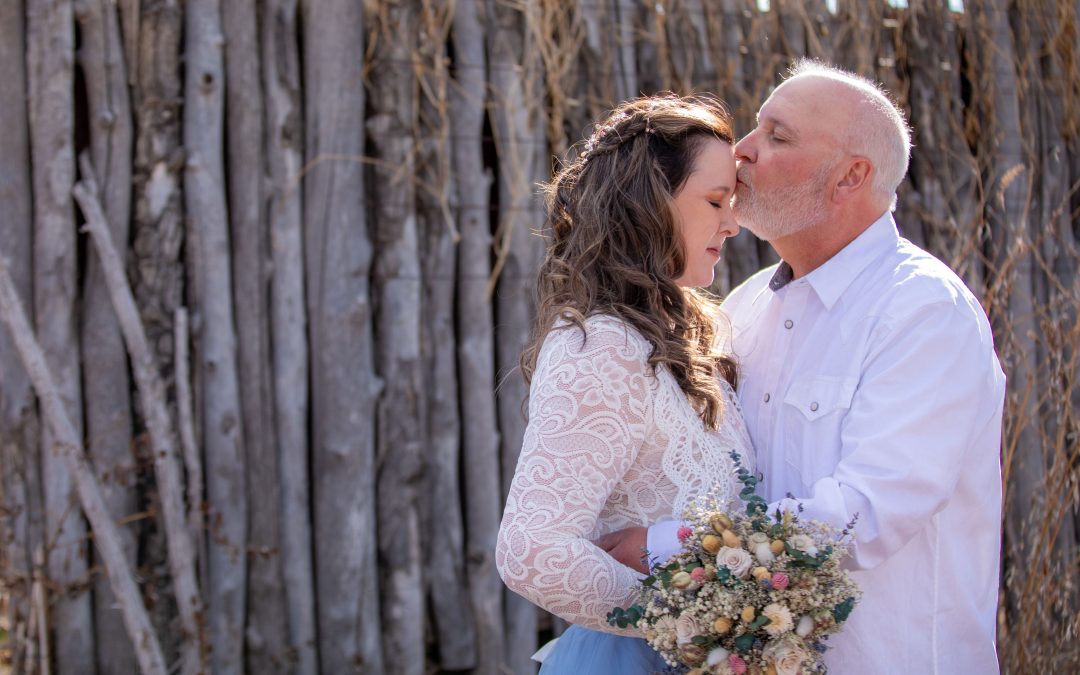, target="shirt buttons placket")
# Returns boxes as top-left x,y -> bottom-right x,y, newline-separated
764,393 -> 771,403
784,319 -> 794,329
